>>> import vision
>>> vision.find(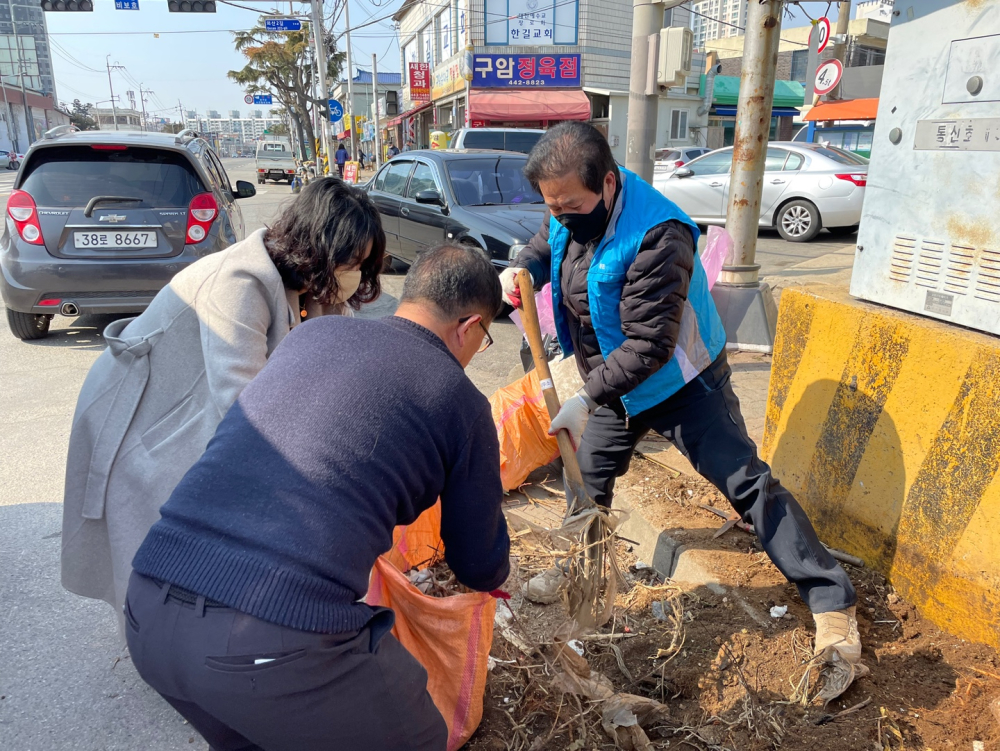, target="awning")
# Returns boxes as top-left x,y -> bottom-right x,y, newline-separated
468,89 -> 591,122
384,101 -> 432,128
803,98 -> 879,122
713,106 -> 801,117
702,75 -> 805,109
